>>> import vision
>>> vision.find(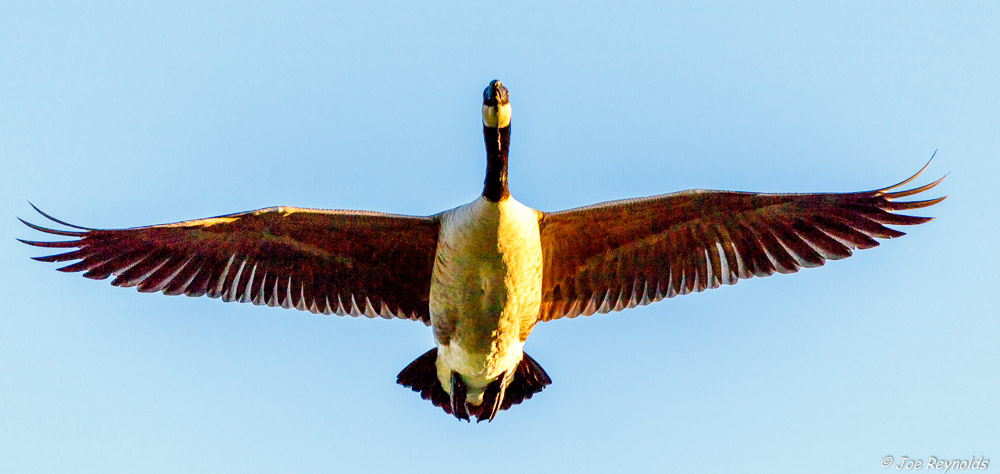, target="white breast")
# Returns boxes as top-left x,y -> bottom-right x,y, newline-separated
430,196 -> 543,396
